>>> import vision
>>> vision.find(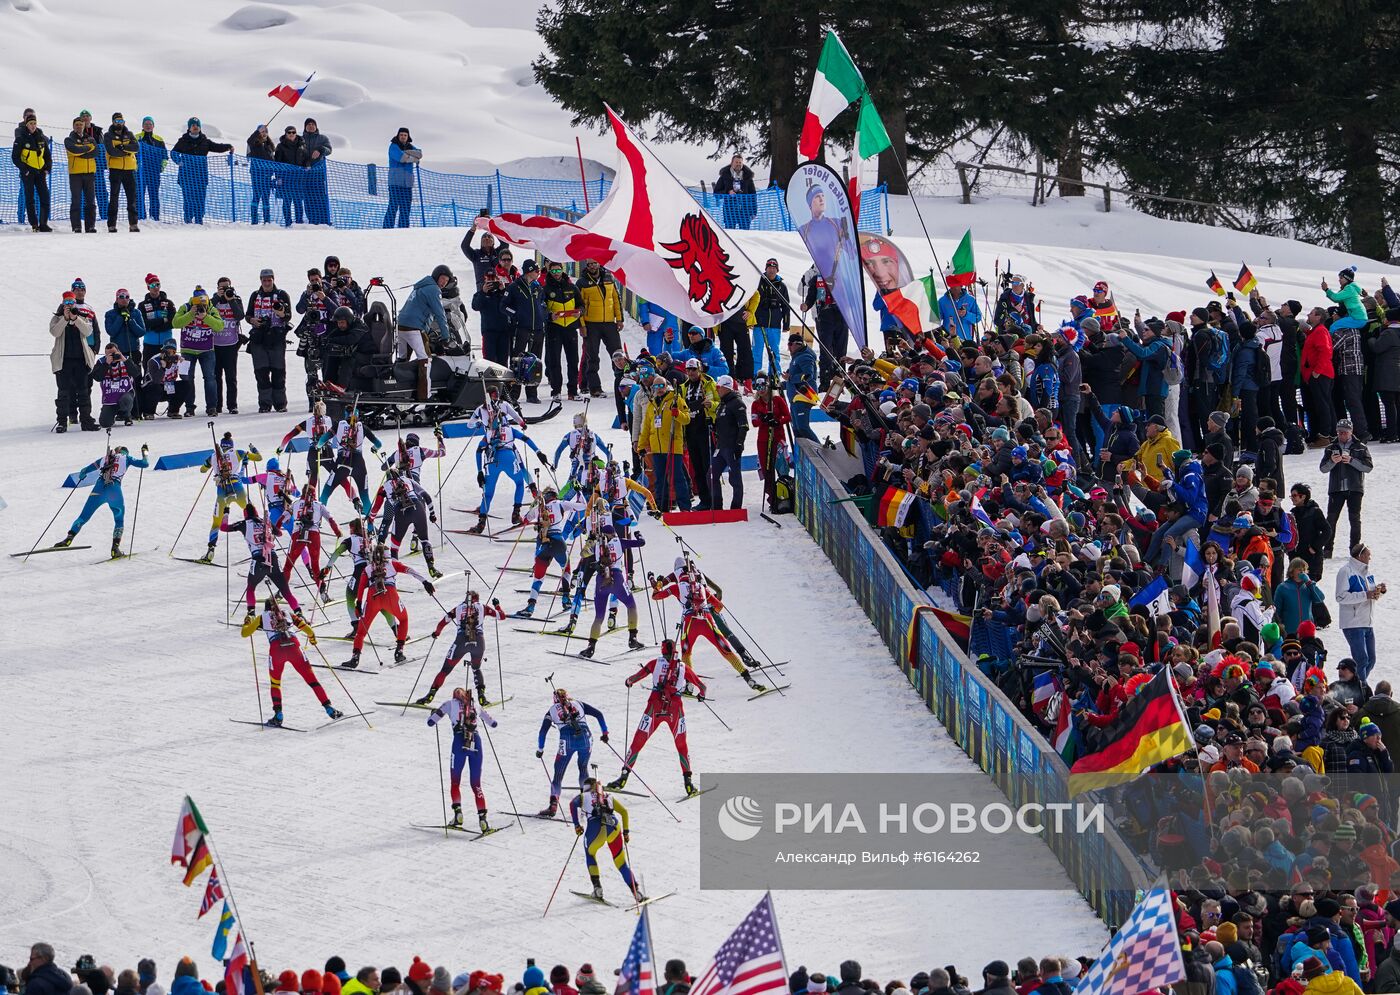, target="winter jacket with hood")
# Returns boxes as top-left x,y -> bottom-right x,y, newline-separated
1368,322 -> 1400,394
1334,555 -> 1377,629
